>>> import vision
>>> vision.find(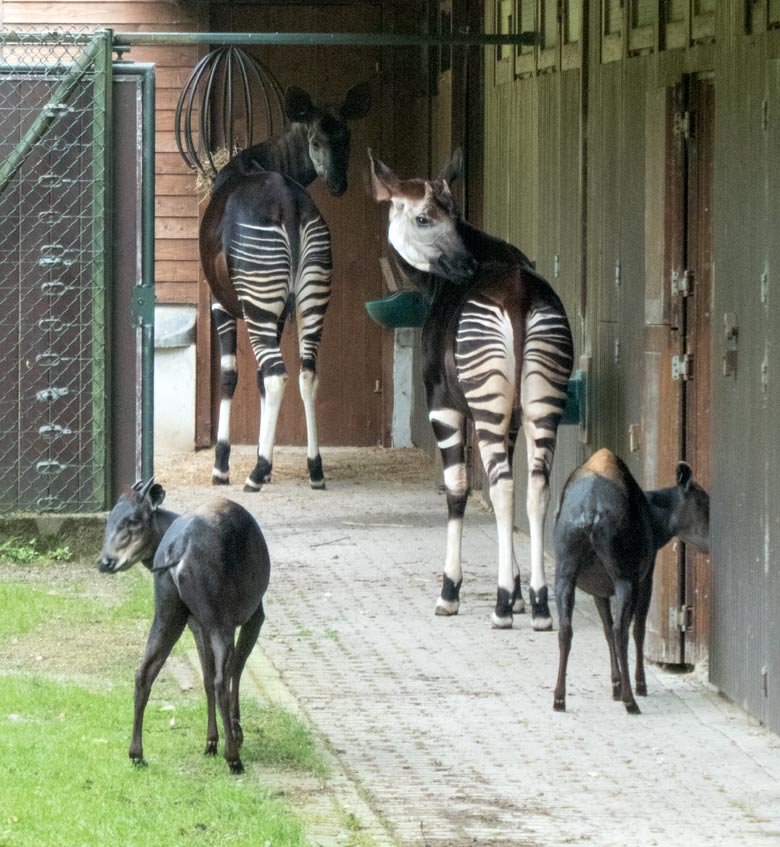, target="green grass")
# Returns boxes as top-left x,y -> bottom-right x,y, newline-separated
0,560 -> 328,847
